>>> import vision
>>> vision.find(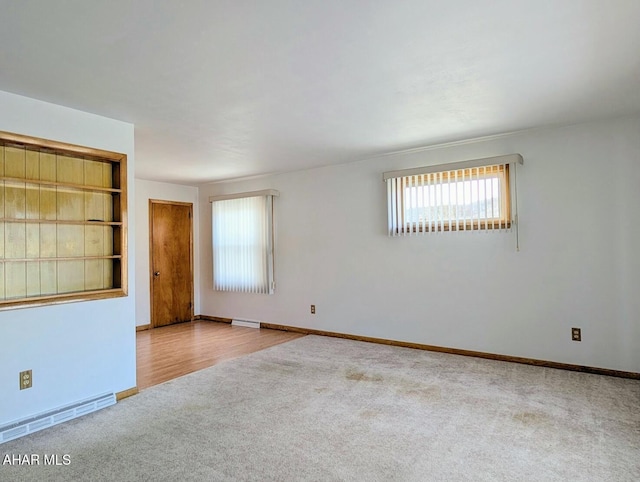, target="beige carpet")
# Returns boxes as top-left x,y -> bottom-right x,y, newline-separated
1,335 -> 639,481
